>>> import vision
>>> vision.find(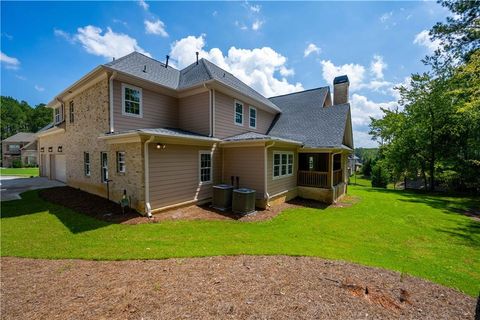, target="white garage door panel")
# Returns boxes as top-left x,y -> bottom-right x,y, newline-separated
54,155 -> 66,182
